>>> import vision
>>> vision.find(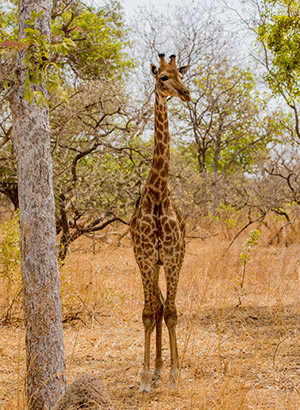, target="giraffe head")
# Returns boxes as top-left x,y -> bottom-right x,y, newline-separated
151,53 -> 191,102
